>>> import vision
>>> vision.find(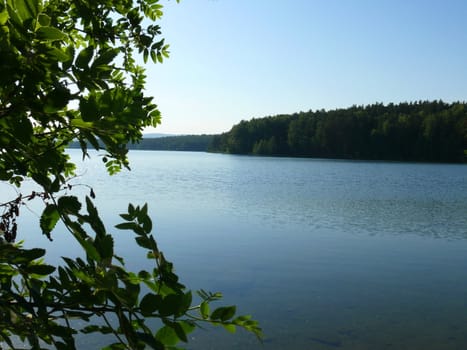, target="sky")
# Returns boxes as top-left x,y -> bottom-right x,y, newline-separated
143,0 -> 467,135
